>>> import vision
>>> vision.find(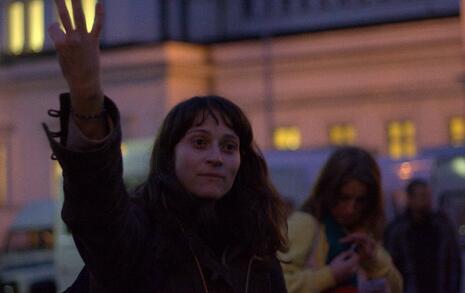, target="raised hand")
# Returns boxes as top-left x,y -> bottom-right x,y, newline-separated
49,0 -> 104,115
